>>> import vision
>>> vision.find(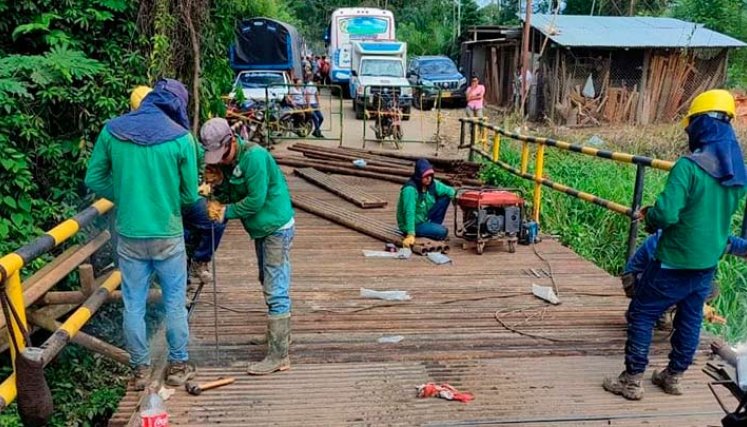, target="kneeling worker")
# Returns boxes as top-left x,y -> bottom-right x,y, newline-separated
397,159 -> 455,247
200,117 -> 295,375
